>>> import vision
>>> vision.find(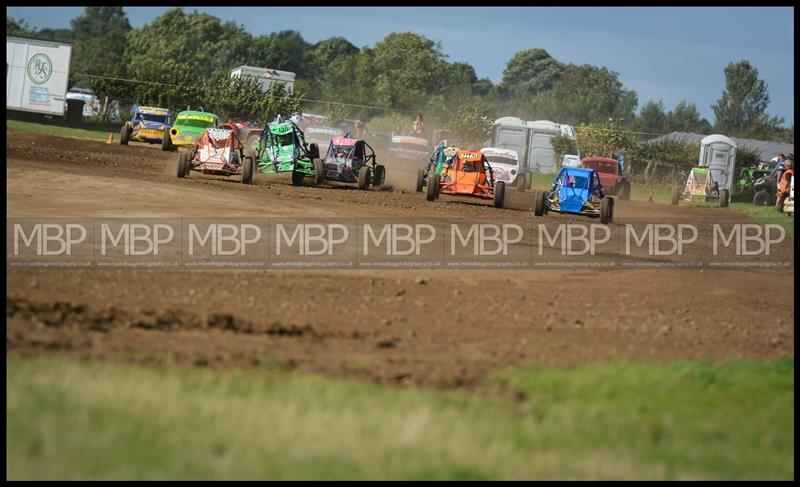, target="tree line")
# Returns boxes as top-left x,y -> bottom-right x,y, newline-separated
7,7 -> 793,144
